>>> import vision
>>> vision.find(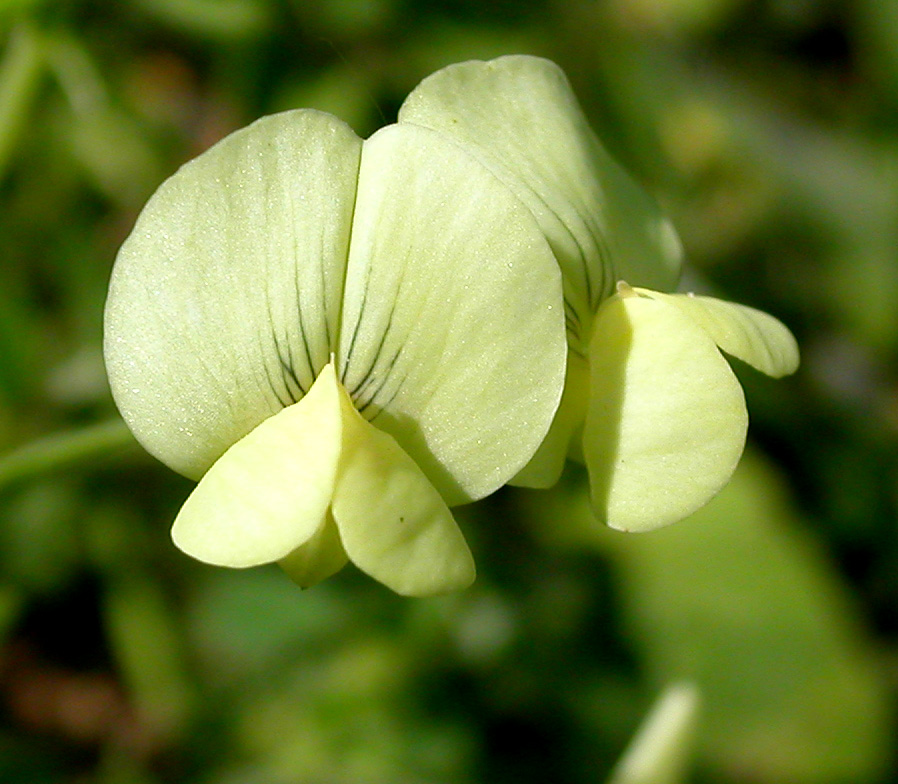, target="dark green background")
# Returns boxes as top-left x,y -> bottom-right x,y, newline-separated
1,1 -> 896,782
